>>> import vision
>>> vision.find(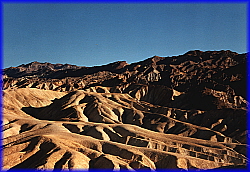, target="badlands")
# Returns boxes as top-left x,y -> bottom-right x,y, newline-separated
2,50 -> 248,170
